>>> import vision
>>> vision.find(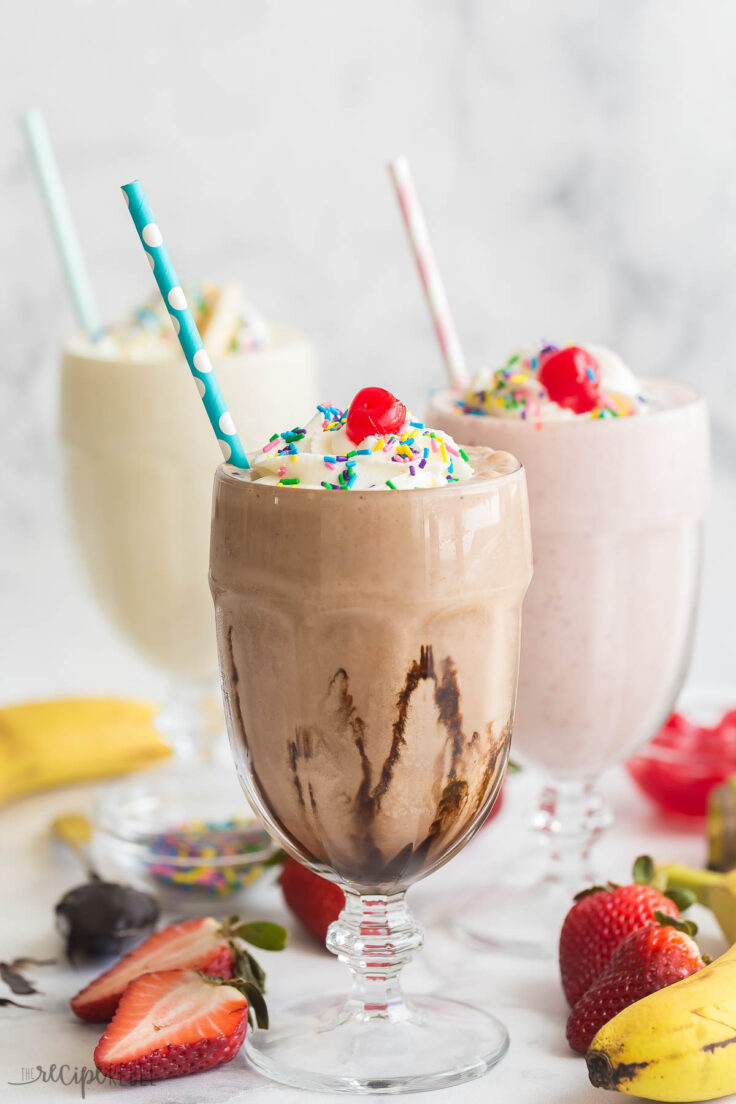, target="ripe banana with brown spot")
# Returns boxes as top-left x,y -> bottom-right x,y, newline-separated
586,940 -> 736,1101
